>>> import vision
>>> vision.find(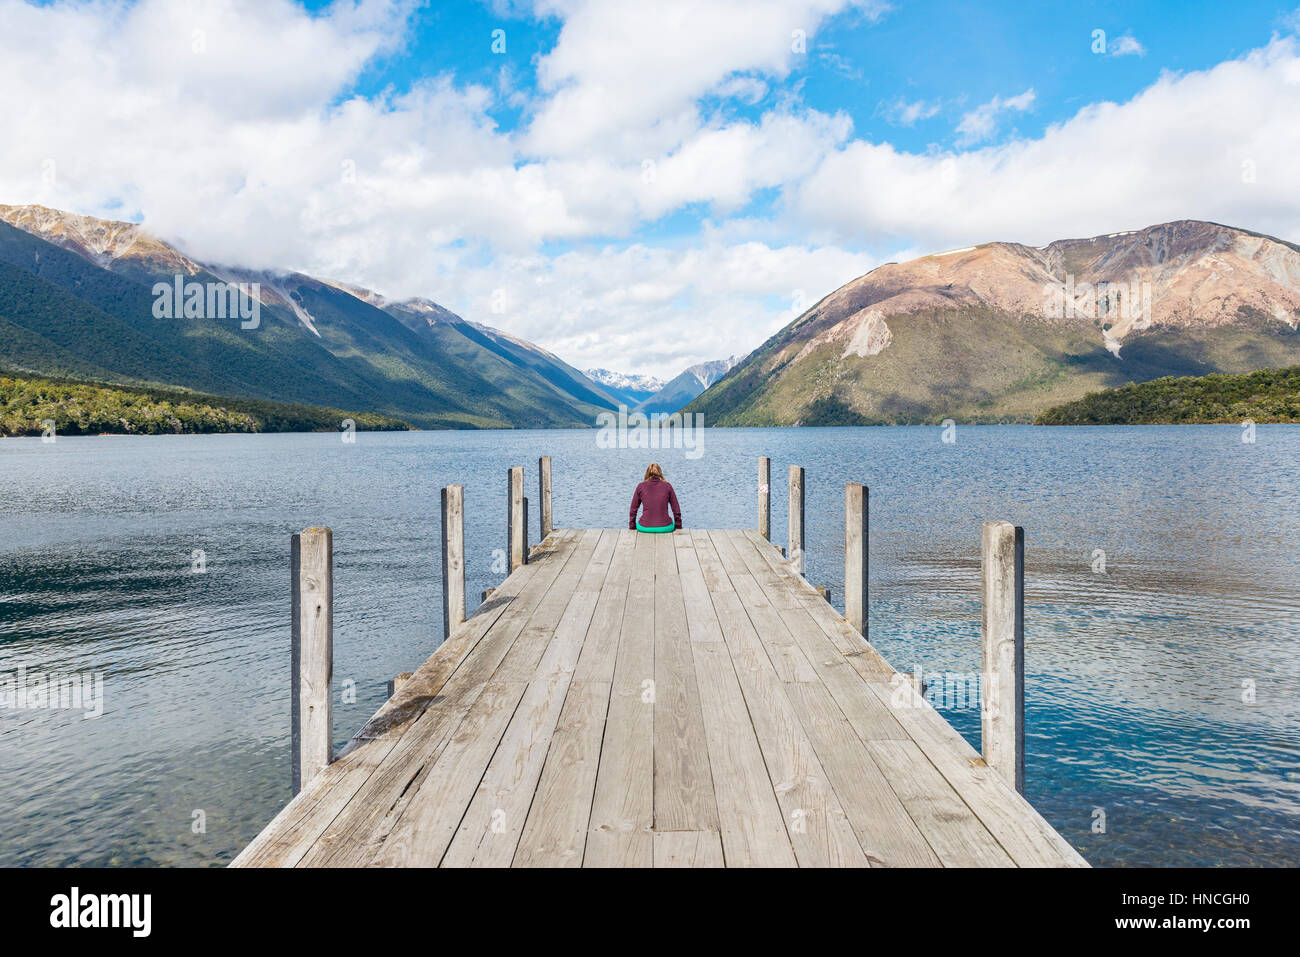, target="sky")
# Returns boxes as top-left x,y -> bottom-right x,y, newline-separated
2,0 -> 1300,378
